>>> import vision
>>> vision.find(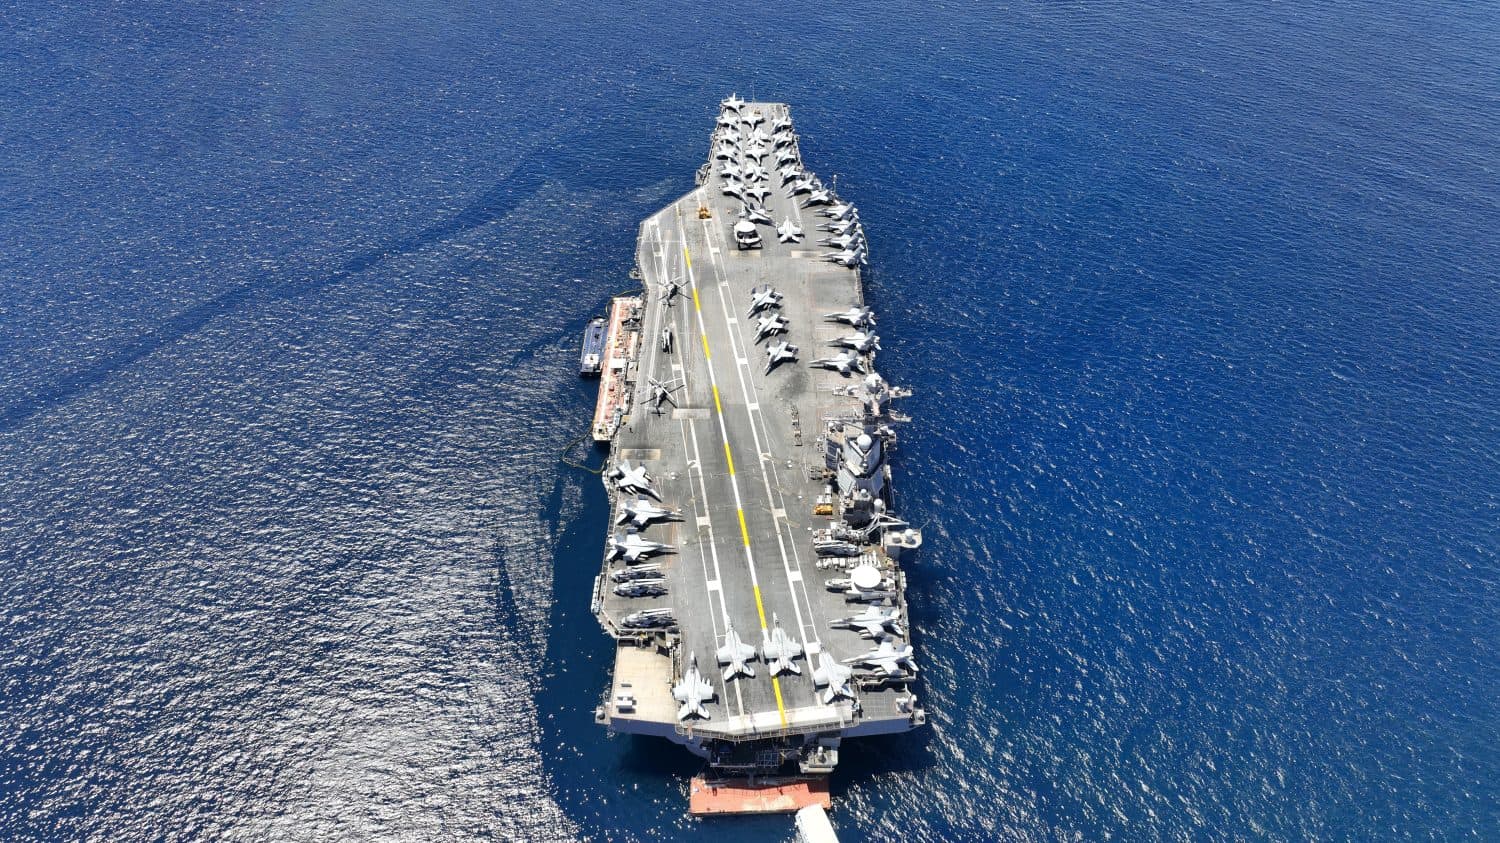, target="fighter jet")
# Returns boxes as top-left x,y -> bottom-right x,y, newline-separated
610,460 -> 660,500
812,653 -> 856,704
611,563 -> 663,583
778,164 -> 804,183
672,653 -> 714,720
824,305 -> 877,328
785,176 -> 818,196
775,148 -> 800,166
607,531 -> 675,564
749,127 -> 771,145
716,624 -> 757,682
616,497 -> 683,530
831,606 -> 904,639
747,287 -> 783,316
719,162 -> 743,181
613,578 -> 668,598
801,188 -> 834,208
742,109 -> 765,127
721,181 -> 746,201
721,93 -> 746,112
714,143 -> 736,161
829,331 -> 881,354
744,143 -> 768,161
825,247 -> 867,268
820,202 -> 858,221
810,350 -> 865,376
622,608 -> 676,630
753,313 -> 789,344
819,216 -> 861,235
771,117 -> 793,133
743,184 -> 773,204
842,639 -> 917,676
820,232 -> 866,251
716,127 -> 743,146
742,203 -> 773,226
765,341 -> 799,375
772,131 -> 797,149
761,615 -> 804,676
776,218 -> 803,244
716,112 -> 737,129
744,162 -> 769,182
